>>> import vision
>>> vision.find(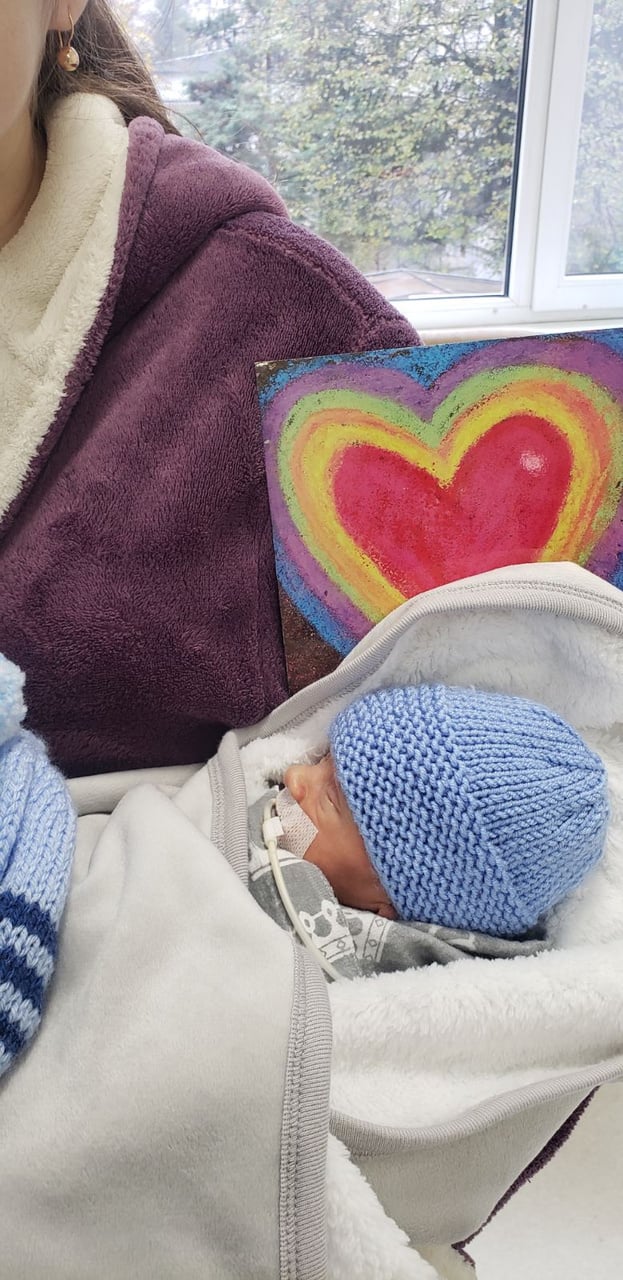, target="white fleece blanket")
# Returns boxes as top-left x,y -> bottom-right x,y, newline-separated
54,567 -> 623,1277
325,1136 -> 443,1280
240,598 -> 623,1133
